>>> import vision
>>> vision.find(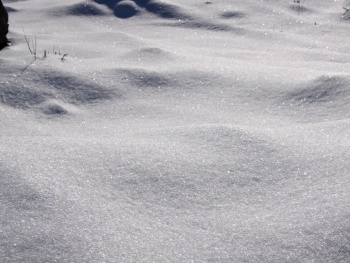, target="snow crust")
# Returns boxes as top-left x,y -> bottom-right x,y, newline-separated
1,0 -> 350,262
